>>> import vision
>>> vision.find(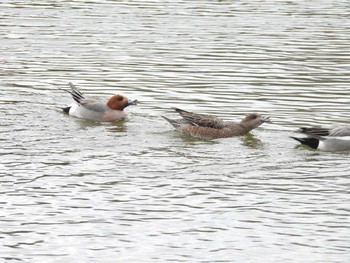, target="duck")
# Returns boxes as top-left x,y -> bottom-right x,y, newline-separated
162,108 -> 270,139
291,124 -> 350,152
60,82 -> 137,122
291,136 -> 350,152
